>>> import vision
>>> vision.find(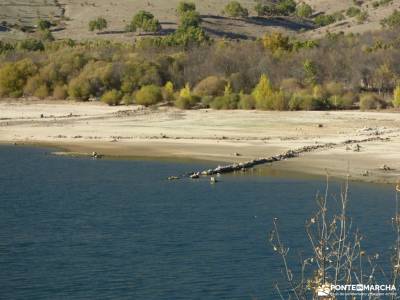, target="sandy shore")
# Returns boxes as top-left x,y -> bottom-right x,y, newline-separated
1,100 -> 400,184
